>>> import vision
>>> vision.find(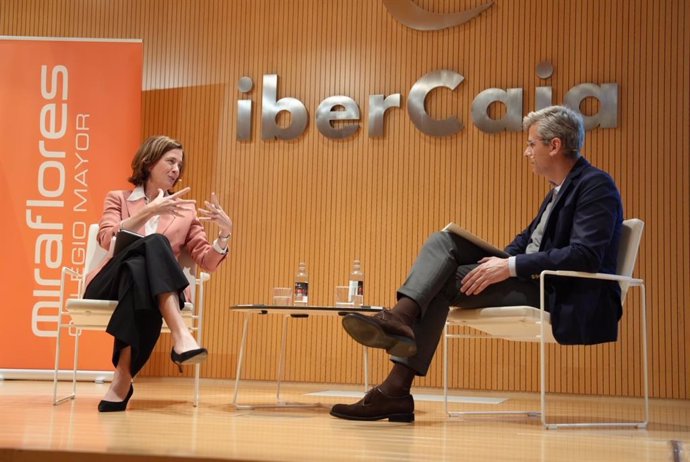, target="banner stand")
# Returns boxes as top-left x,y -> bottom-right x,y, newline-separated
0,37 -> 143,377
0,369 -> 113,383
